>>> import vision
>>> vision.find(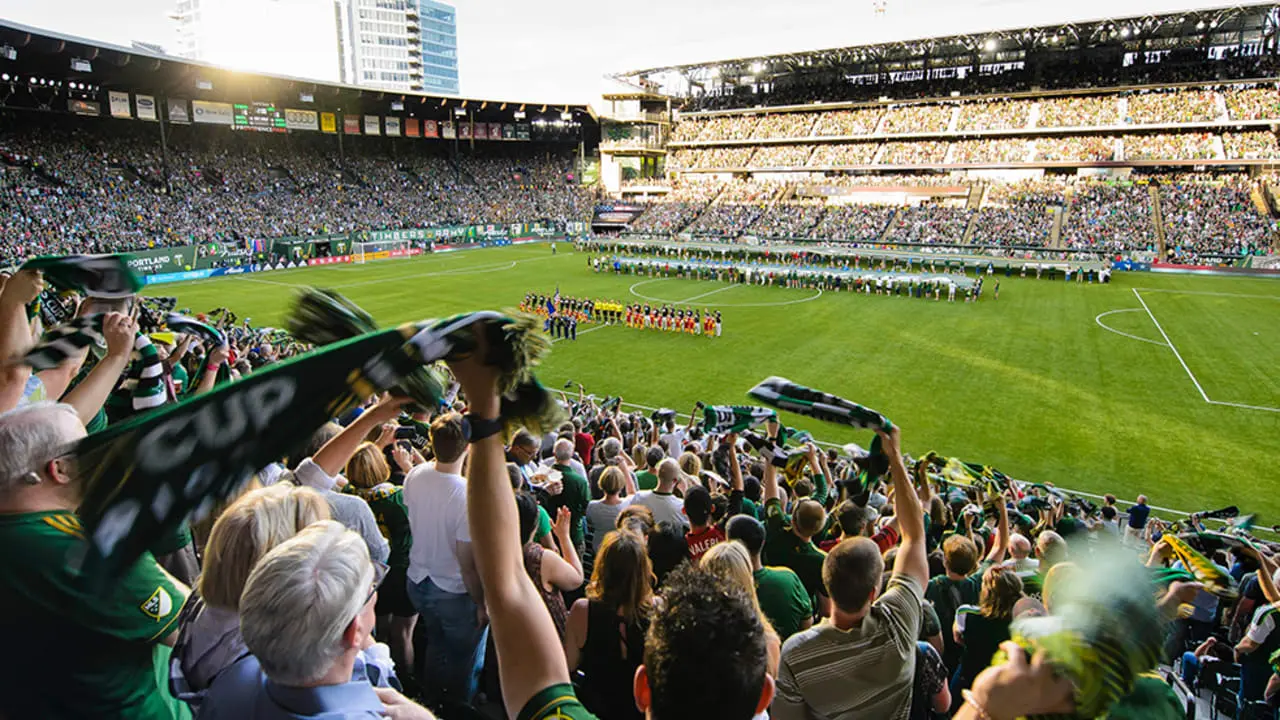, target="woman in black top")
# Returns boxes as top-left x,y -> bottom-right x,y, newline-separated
952,564 -> 1024,704
563,530 -> 655,720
